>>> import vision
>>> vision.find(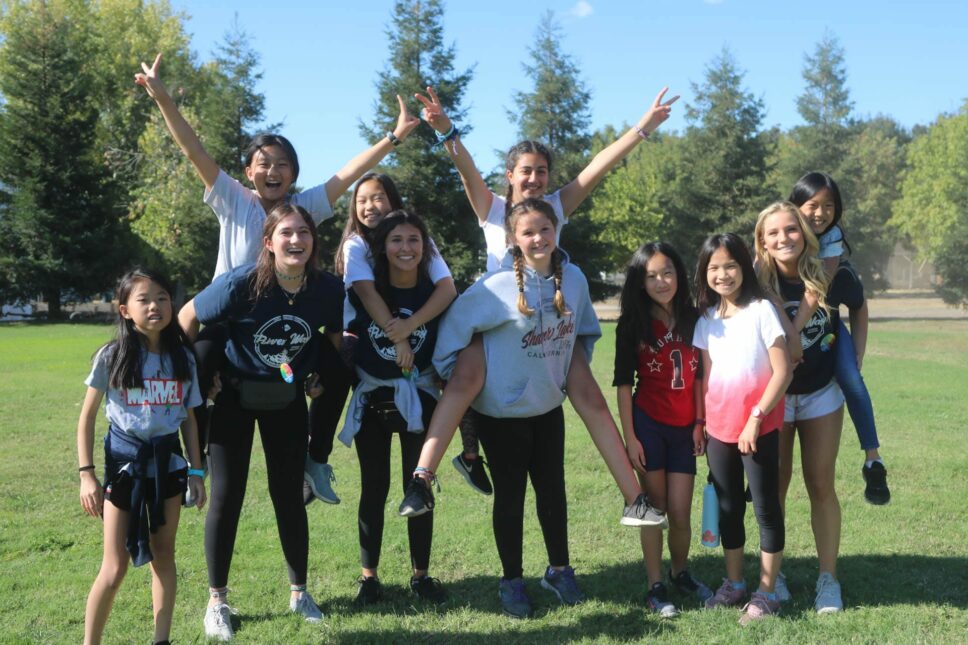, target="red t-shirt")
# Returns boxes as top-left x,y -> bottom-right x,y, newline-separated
632,320 -> 699,427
